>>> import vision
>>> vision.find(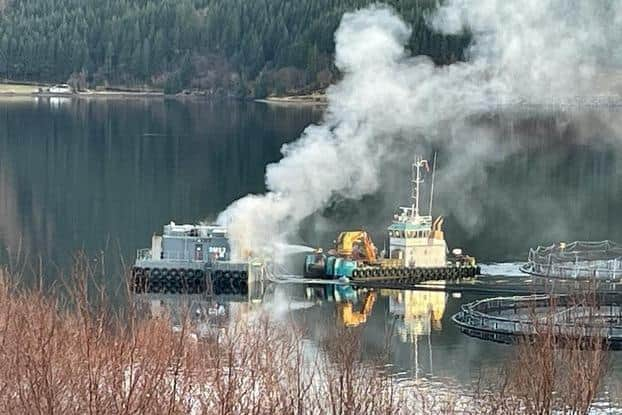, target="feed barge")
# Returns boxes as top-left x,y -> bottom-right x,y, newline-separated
303,155 -> 480,285
132,222 -> 262,295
